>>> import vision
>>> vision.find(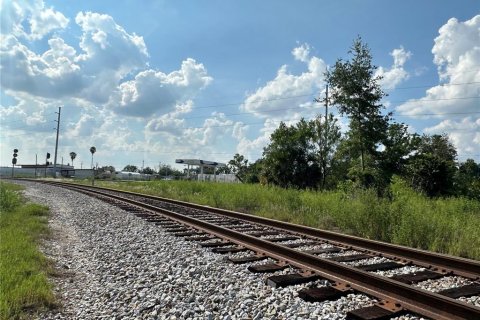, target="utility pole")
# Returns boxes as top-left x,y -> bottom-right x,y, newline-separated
315,84 -> 330,188
35,154 -> 38,178
53,107 -> 61,178
325,84 -> 328,134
